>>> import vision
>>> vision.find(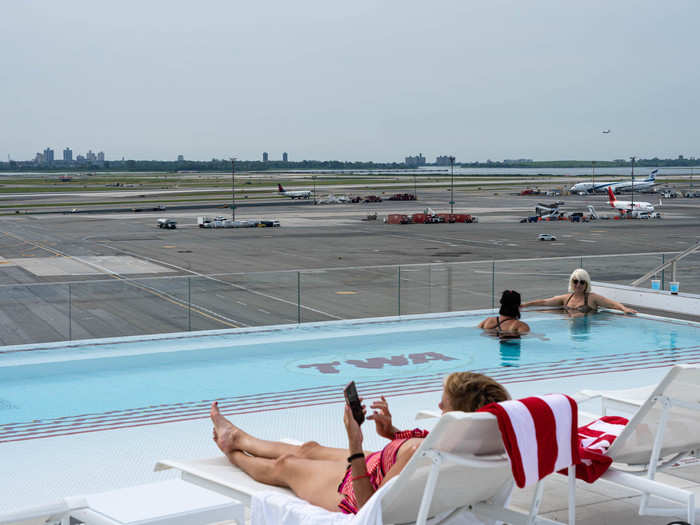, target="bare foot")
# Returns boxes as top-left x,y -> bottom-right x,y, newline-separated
210,401 -> 240,454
